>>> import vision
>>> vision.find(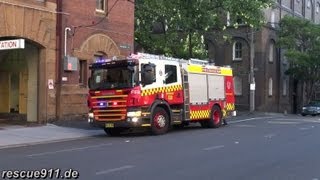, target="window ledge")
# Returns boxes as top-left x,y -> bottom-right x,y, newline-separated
95,9 -> 107,17
233,58 -> 242,61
